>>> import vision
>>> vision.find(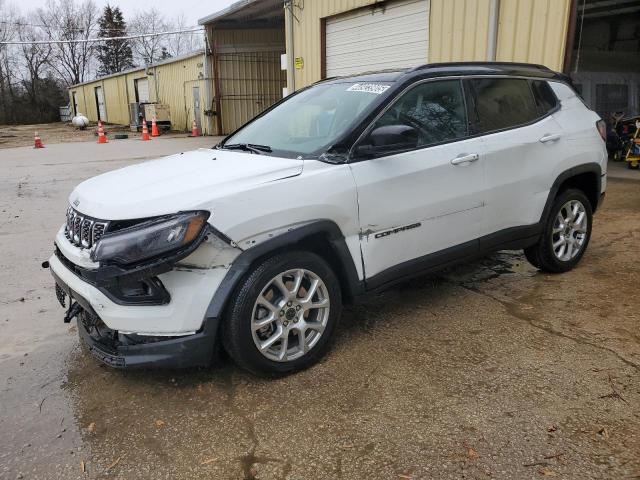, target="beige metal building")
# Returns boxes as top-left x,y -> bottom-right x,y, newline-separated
68,51 -> 211,134
283,0 -> 571,89
198,0 -> 571,135
198,0 -> 638,134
